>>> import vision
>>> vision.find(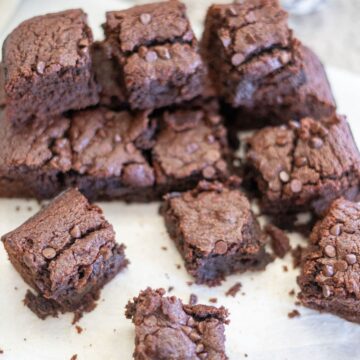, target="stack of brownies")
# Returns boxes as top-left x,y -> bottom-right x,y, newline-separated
2,0 -> 360,358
